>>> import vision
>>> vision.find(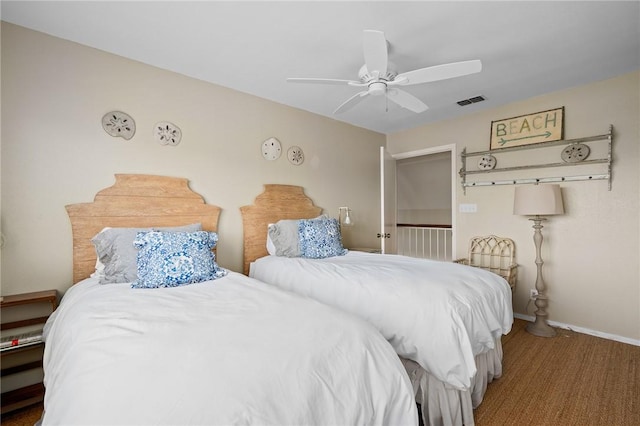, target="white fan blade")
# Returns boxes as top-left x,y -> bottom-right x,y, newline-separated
334,91 -> 369,114
394,60 -> 482,86
287,77 -> 358,85
363,30 -> 388,76
387,88 -> 428,113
